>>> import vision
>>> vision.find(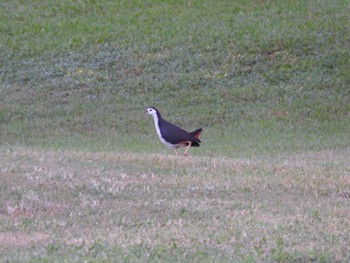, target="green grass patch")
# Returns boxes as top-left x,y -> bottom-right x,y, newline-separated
1,0 -> 349,152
